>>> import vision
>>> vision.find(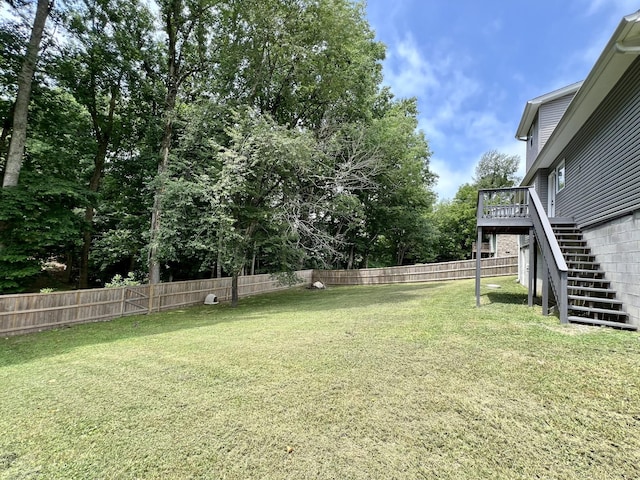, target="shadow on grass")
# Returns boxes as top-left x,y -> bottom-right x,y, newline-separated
0,282 -> 443,367
486,291 -> 530,306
